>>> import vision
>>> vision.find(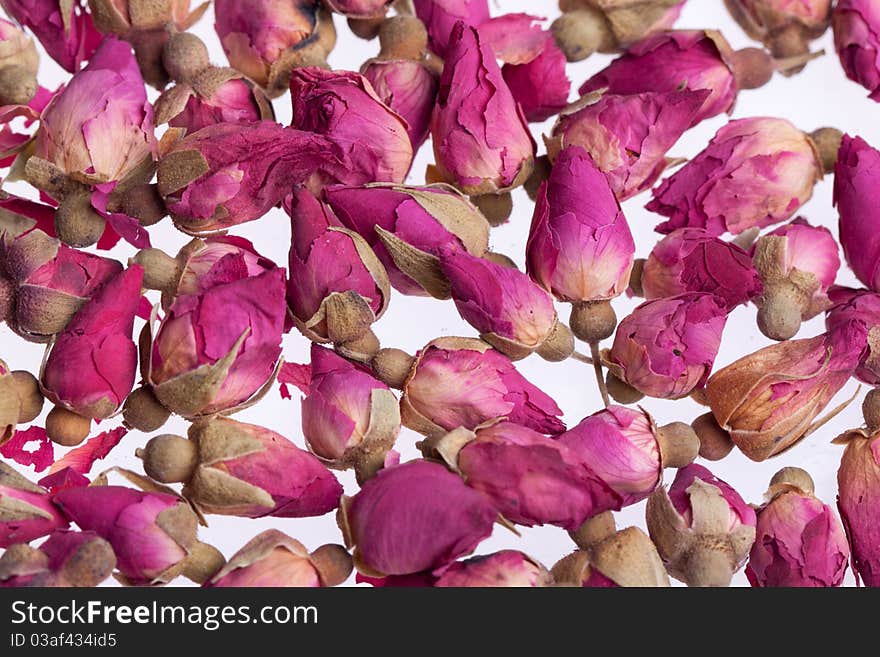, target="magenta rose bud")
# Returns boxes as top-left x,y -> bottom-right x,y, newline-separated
835,134 -> 880,291
548,89 -> 709,200
301,344 -> 400,482
289,67 -> 413,187
834,0 -> 880,101
727,0 -> 831,61
607,293 -> 728,400
430,22 -> 535,195
641,228 -> 762,310
826,286 -> 880,384
836,426 -> 880,586
526,146 -> 635,303
746,467 -> 849,587
323,183 -> 489,298
338,459 -> 497,576
0,462 -> 69,548
502,35 -> 570,123
41,266 -> 142,421
434,551 -> 552,587
648,117 -> 824,236
396,336 -> 565,436
413,0 -> 490,58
